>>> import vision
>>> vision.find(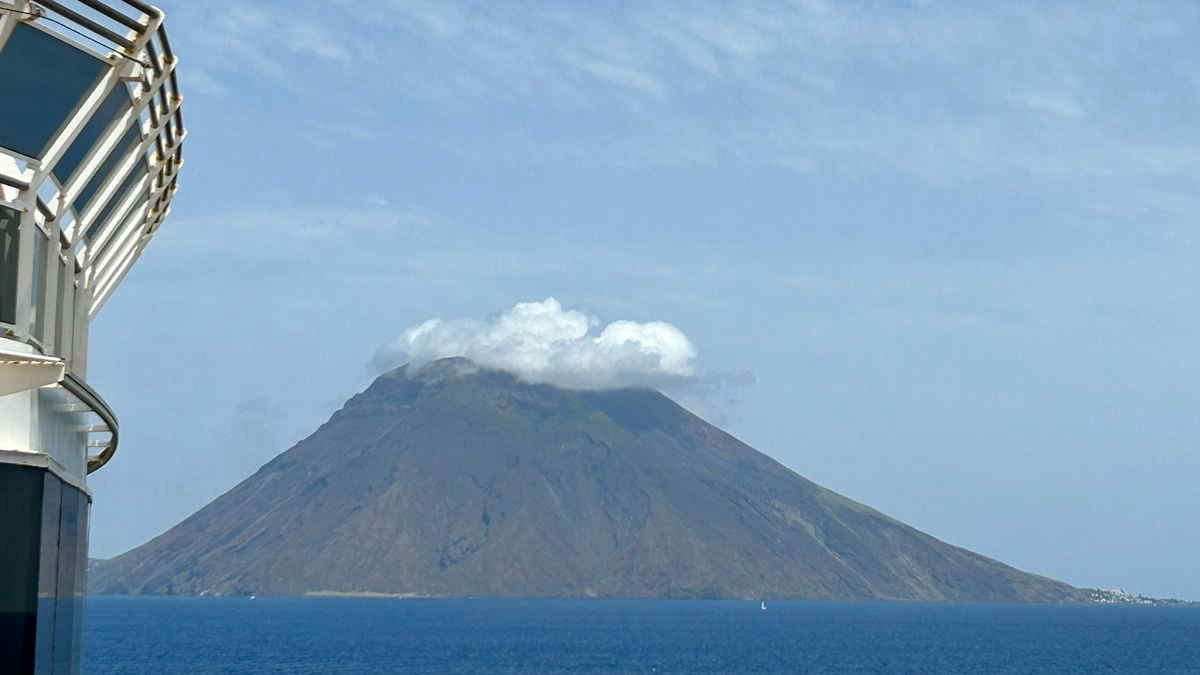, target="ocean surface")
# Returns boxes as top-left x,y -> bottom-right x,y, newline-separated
84,597 -> 1199,673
